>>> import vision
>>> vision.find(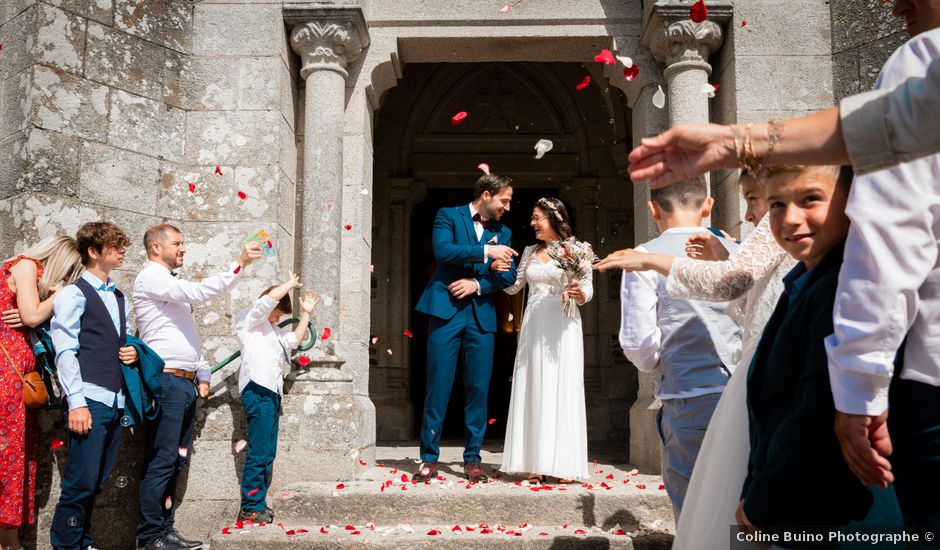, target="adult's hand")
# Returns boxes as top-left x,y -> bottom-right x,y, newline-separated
197,380 -> 210,398
686,231 -> 732,261
69,407 -> 93,435
237,241 -> 264,267
628,123 -> 738,188
448,278 -> 479,299
2,308 -> 23,328
834,411 -> 893,488
486,245 -> 518,263
595,249 -> 649,272
564,280 -> 585,305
